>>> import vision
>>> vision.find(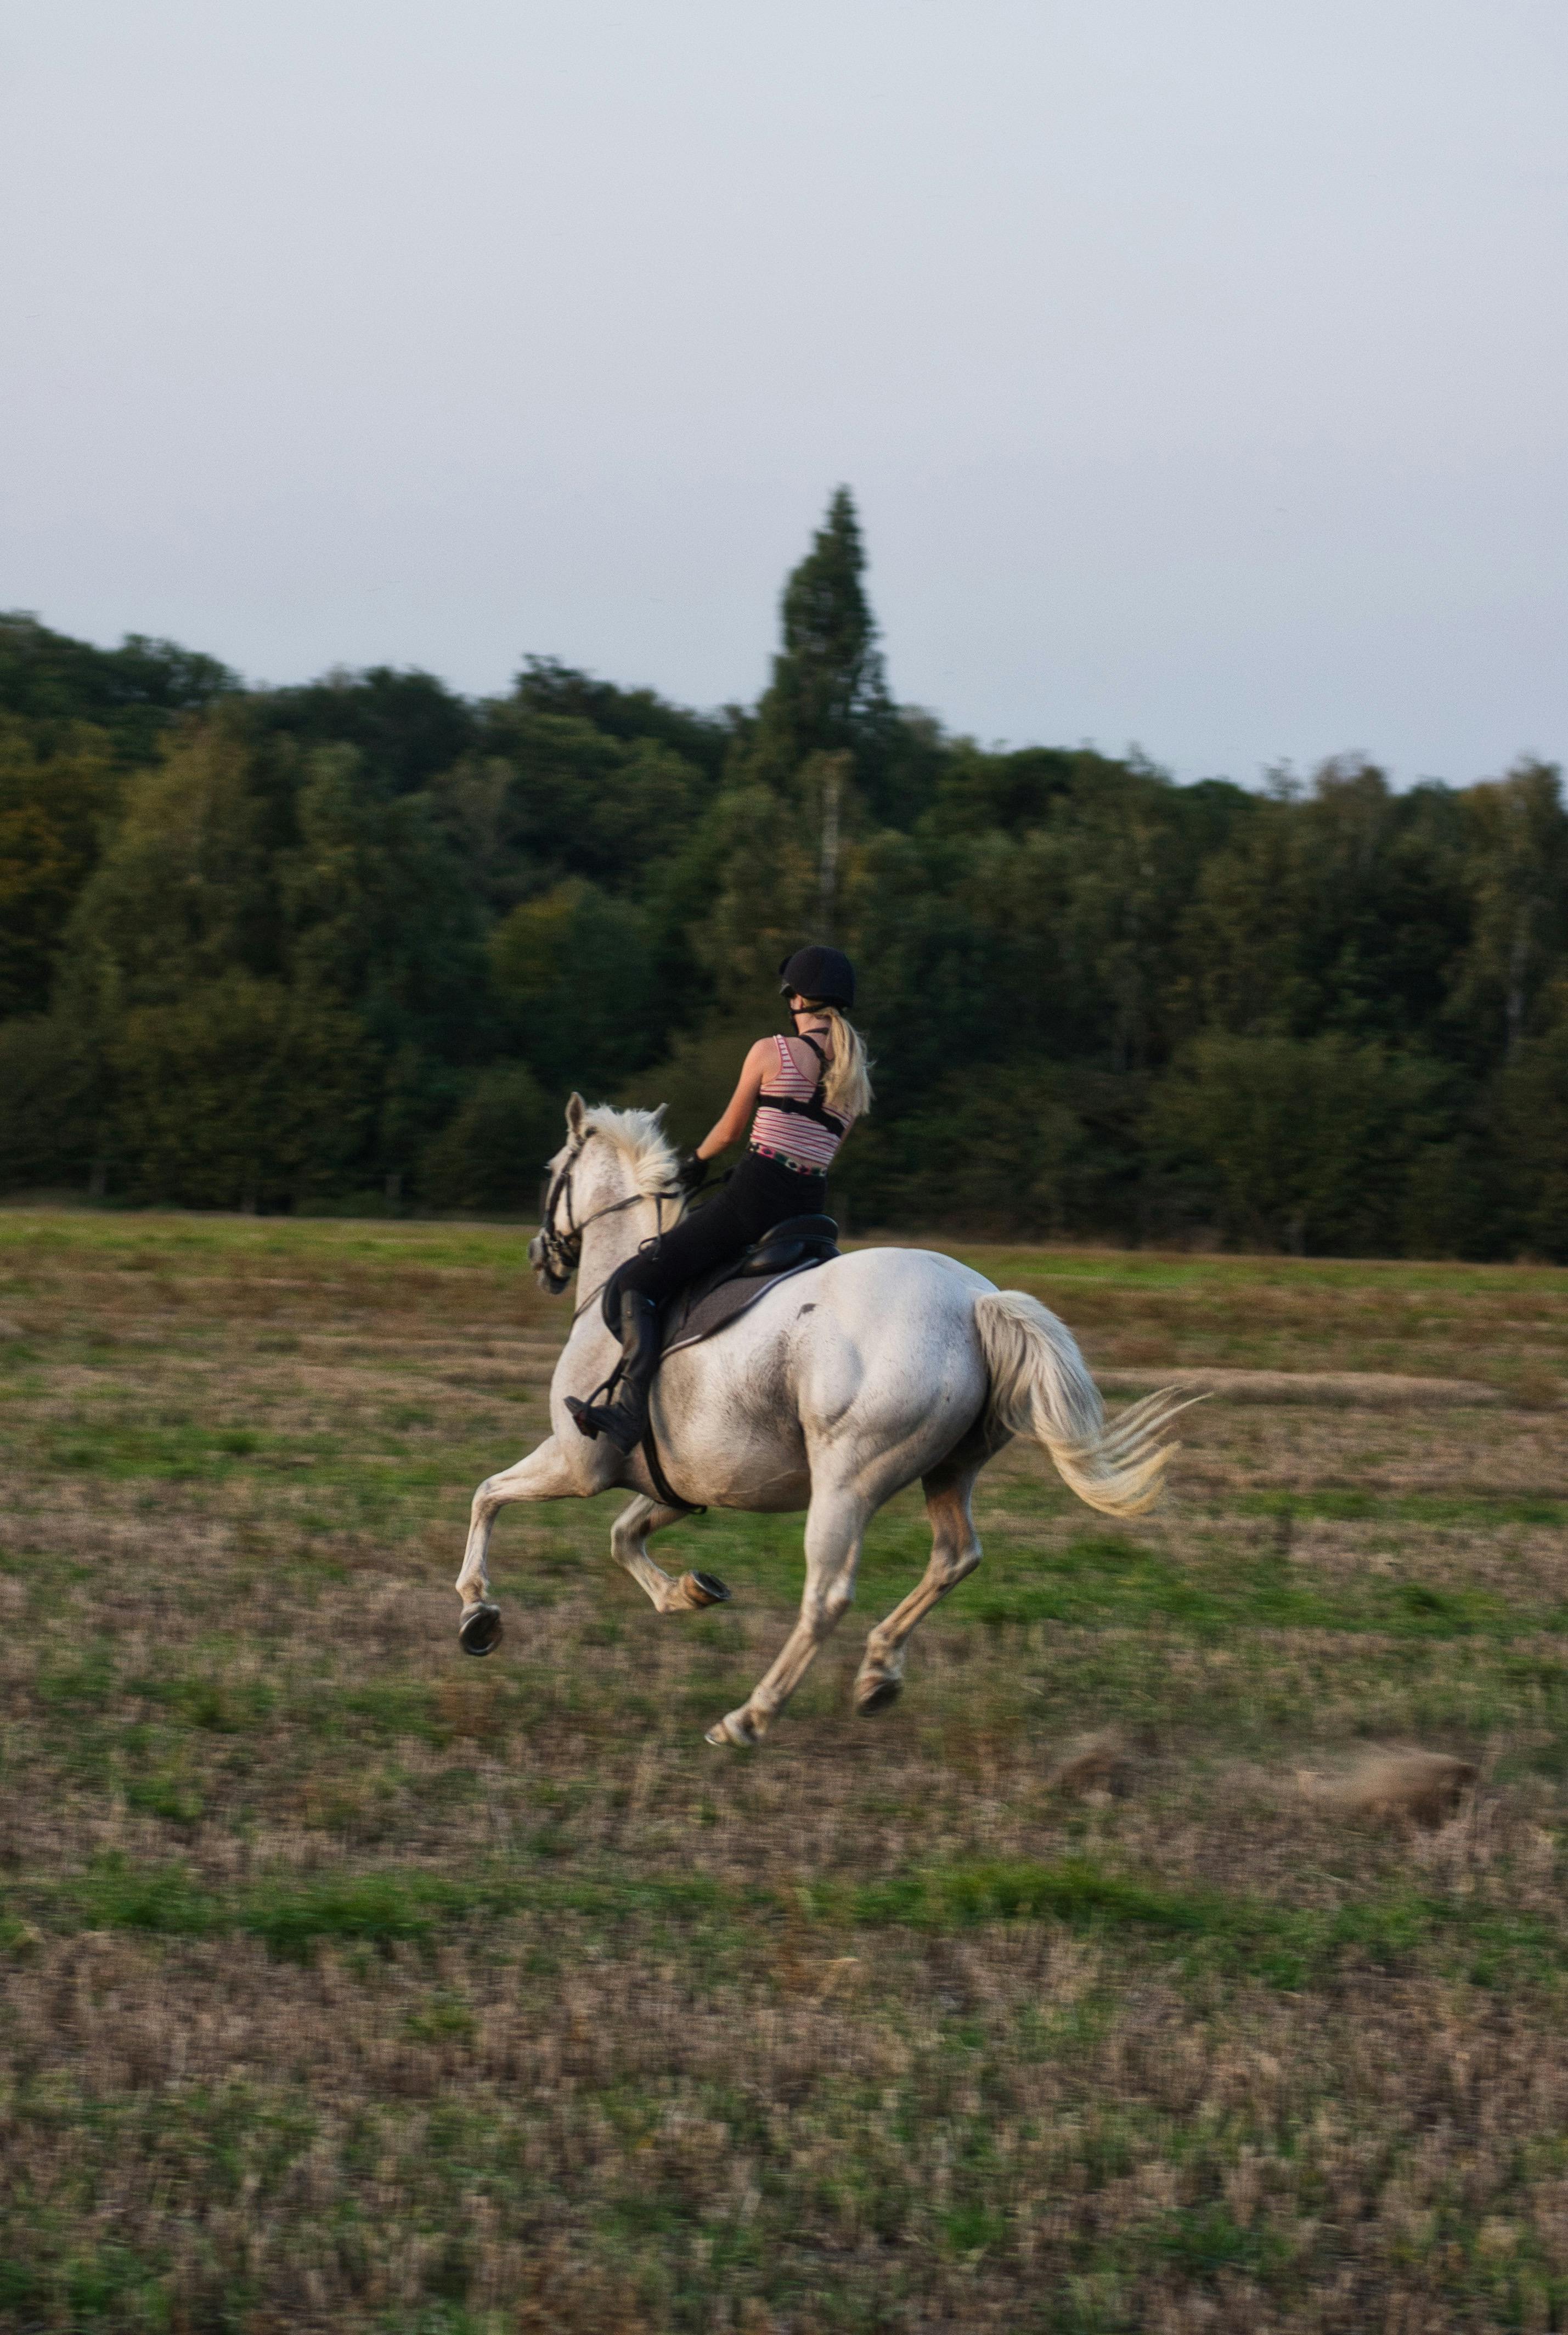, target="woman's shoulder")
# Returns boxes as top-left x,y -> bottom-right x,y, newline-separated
770,1033 -> 830,1080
